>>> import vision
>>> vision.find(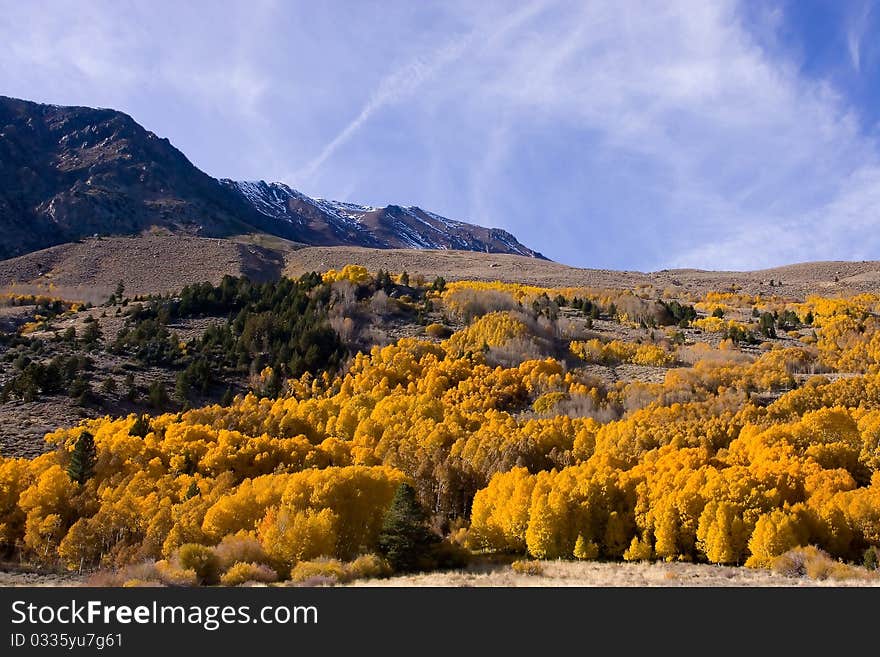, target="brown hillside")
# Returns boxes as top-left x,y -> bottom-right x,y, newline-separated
2,236 -> 880,302
0,234 -> 292,301
285,247 -> 880,300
